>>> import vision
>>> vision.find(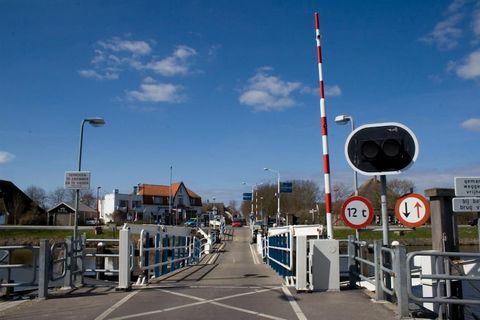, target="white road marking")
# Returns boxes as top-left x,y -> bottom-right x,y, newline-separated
249,243 -> 260,264
94,290 -> 139,320
107,286 -> 283,320
281,285 -> 308,320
